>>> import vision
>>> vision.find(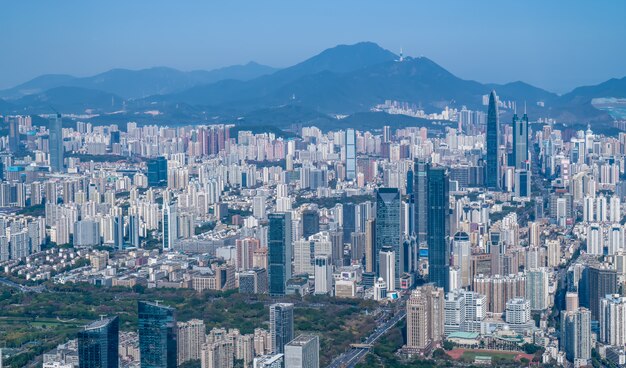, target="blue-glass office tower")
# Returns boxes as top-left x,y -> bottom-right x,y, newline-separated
485,91 -> 500,190
270,303 -> 294,354
427,167 -> 450,291
375,188 -> 401,288
49,113 -> 64,172
268,212 -> 292,296
301,209 -> 319,239
343,203 -> 356,244
78,316 -> 119,368
413,159 -> 429,245
138,301 -> 177,368
345,128 -> 356,180
512,112 -> 529,169
147,157 -> 168,187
